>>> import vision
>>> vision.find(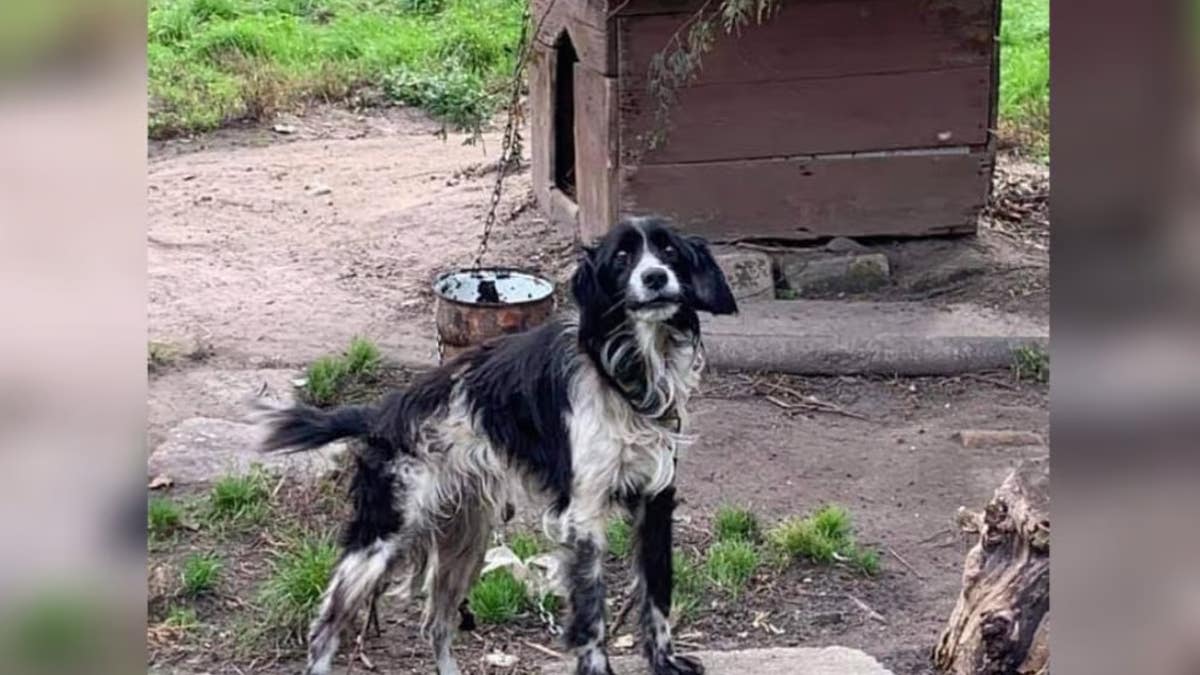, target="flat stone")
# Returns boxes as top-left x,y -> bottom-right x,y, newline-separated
901,247 -> 988,293
703,300 -> 1048,375
779,253 -> 890,296
713,248 -> 774,303
147,416 -> 345,484
541,647 -> 893,675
